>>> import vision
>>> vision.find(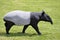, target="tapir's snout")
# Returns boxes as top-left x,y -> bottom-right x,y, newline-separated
48,16 -> 53,25
44,14 -> 53,25
50,20 -> 53,25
